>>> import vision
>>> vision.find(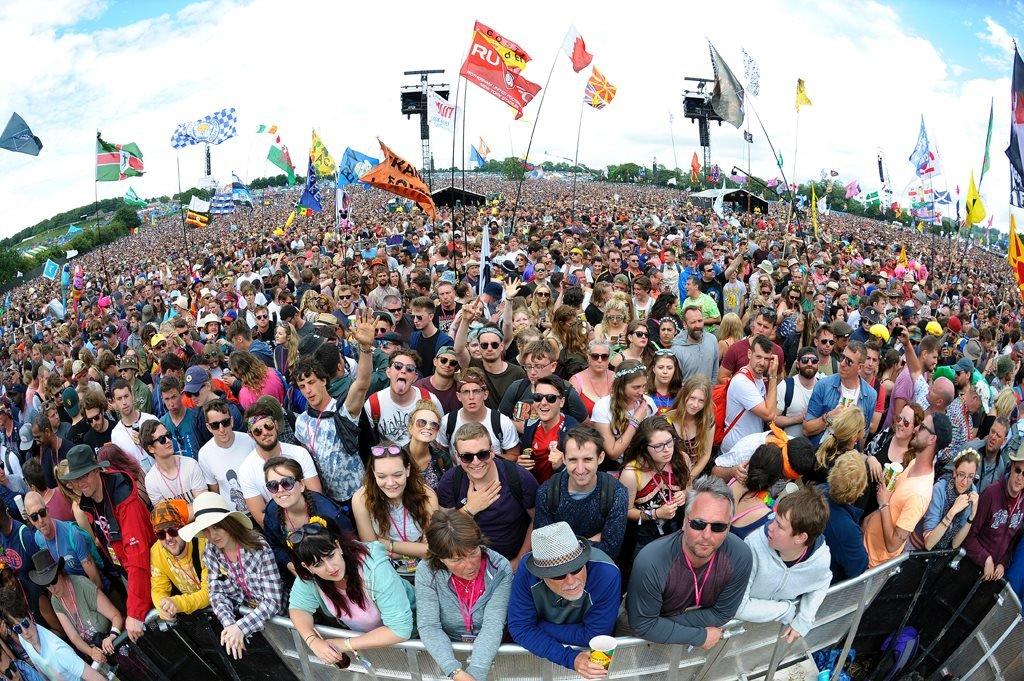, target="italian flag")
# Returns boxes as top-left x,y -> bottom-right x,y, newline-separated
96,133 -> 144,182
